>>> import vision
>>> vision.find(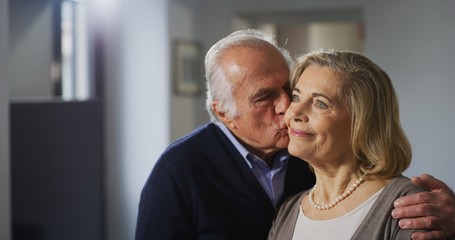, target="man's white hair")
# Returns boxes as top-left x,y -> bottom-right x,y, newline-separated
204,29 -> 293,121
